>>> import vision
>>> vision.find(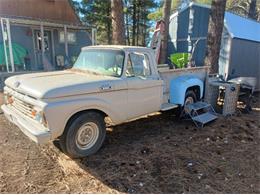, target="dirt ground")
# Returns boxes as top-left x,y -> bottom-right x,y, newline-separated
0,93 -> 259,193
